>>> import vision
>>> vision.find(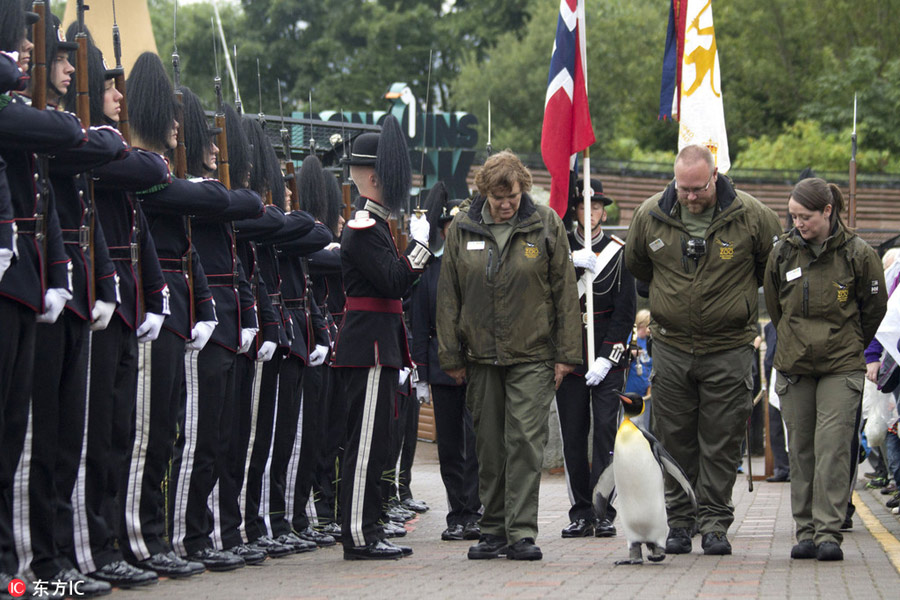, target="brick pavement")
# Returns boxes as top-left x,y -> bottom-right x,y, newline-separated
105,442 -> 900,600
